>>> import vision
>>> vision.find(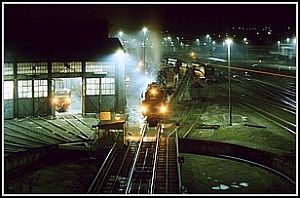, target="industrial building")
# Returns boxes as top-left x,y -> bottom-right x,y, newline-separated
4,17 -> 126,119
